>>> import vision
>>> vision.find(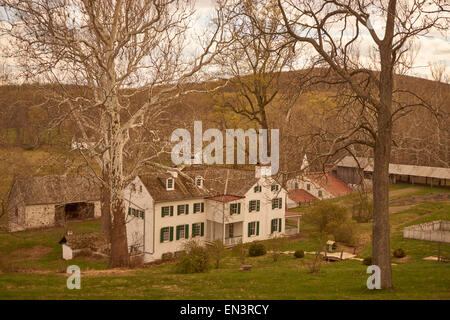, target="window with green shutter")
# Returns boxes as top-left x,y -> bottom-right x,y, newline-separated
248,222 -> 257,236
230,203 -> 238,215
160,227 -> 170,243
254,185 -> 262,193
161,206 -> 170,217
176,225 -> 185,240
192,223 -> 201,237
272,198 -> 282,210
